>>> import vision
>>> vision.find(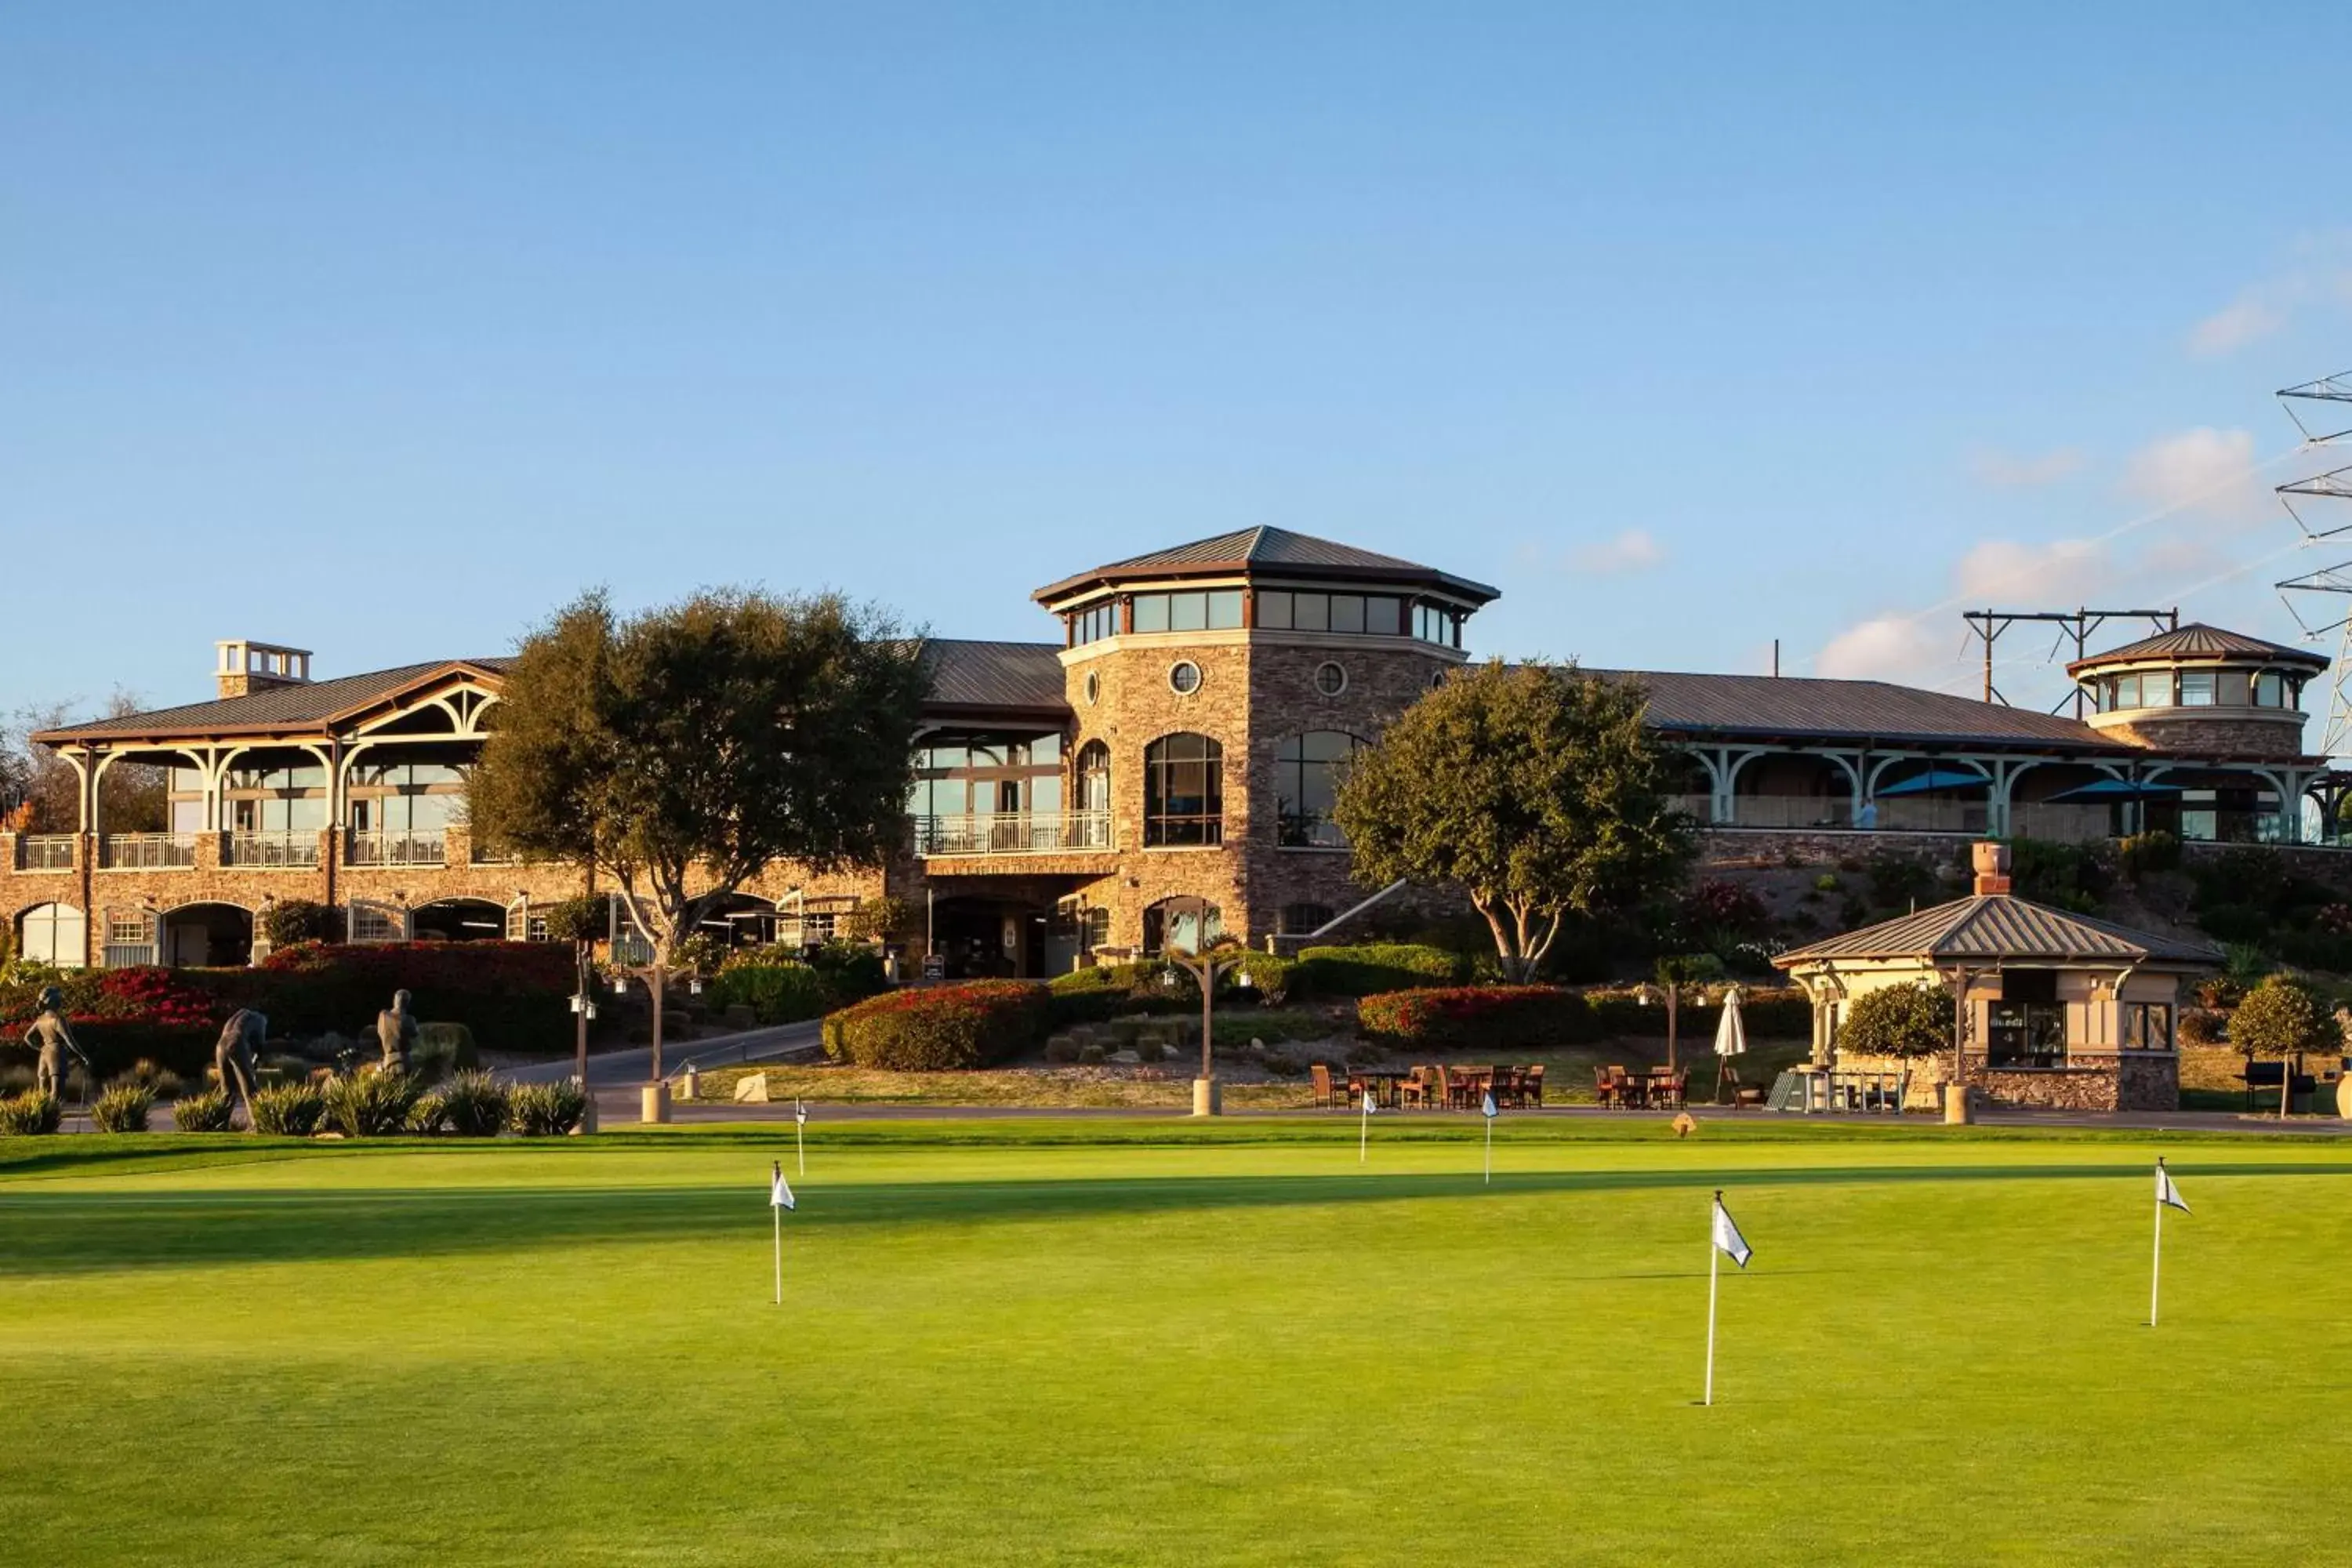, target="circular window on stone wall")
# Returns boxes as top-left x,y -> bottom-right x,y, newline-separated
1083,670 -> 1101,706
1168,660 -> 1203,695
1314,661 -> 1348,697
1429,669 -> 1449,690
